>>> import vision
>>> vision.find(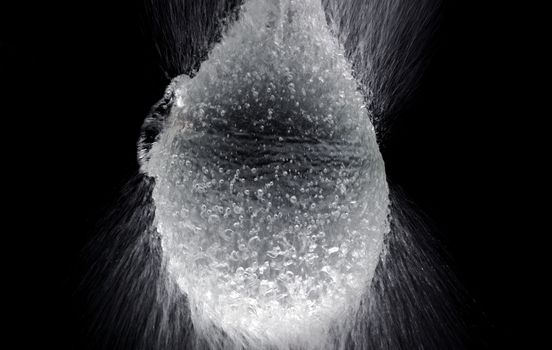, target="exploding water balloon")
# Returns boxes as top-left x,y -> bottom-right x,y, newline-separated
77,0 -> 468,349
